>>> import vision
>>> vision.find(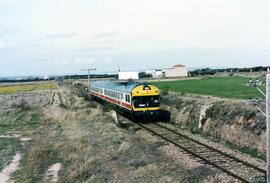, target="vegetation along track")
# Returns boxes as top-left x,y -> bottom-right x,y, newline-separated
135,122 -> 266,183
